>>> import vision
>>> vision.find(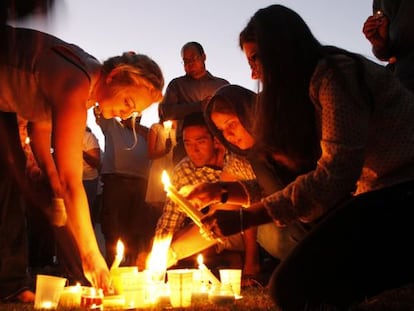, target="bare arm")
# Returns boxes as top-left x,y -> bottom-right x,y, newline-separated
83,147 -> 101,170
36,52 -> 109,290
